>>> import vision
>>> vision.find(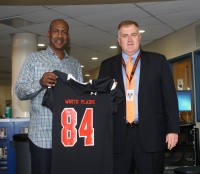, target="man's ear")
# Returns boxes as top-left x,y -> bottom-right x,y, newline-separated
117,37 -> 121,46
